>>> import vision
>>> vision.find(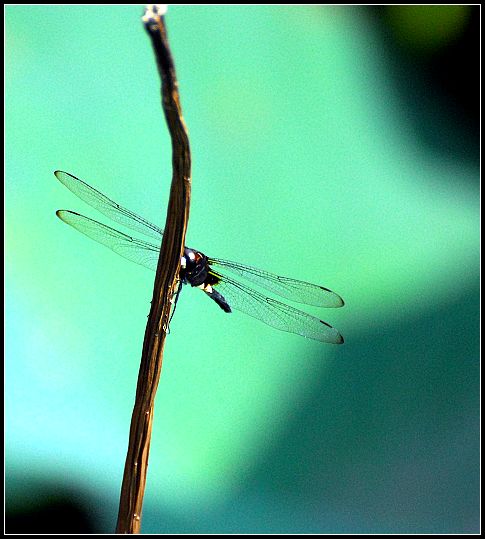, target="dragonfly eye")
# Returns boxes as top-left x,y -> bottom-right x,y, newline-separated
180,256 -> 187,269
